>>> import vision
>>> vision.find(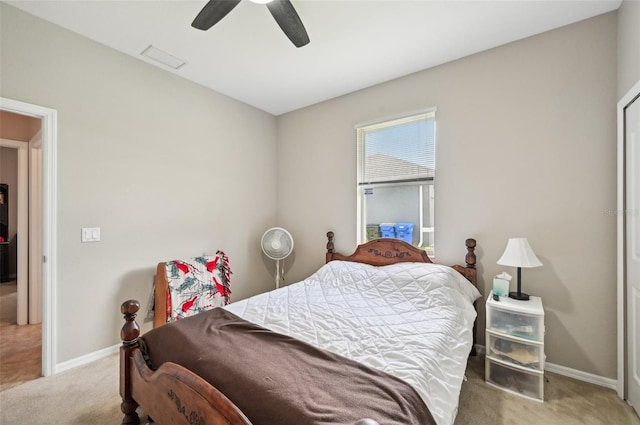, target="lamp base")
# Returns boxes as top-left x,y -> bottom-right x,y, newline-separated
509,291 -> 530,301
